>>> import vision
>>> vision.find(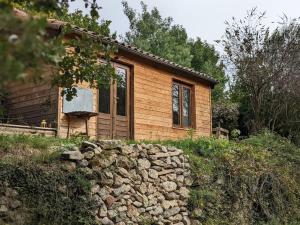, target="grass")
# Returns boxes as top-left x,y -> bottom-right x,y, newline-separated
0,132 -> 299,225
0,134 -> 96,225
0,134 -> 83,164
130,131 -> 300,225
